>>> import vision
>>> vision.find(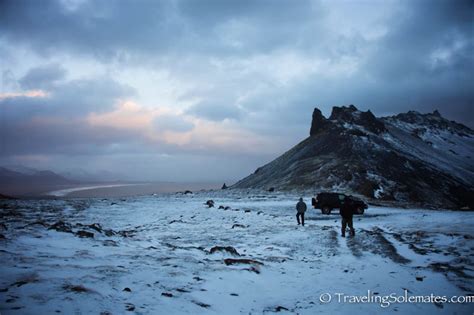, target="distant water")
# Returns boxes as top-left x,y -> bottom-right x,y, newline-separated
47,182 -> 221,198
47,184 -> 145,197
